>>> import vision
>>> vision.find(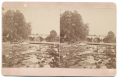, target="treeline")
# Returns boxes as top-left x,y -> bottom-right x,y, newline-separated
2,8 -> 31,42
60,10 -> 89,43
29,30 -> 59,42
45,30 -> 59,42
103,31 -> 116,43
87,31 -> 116,43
